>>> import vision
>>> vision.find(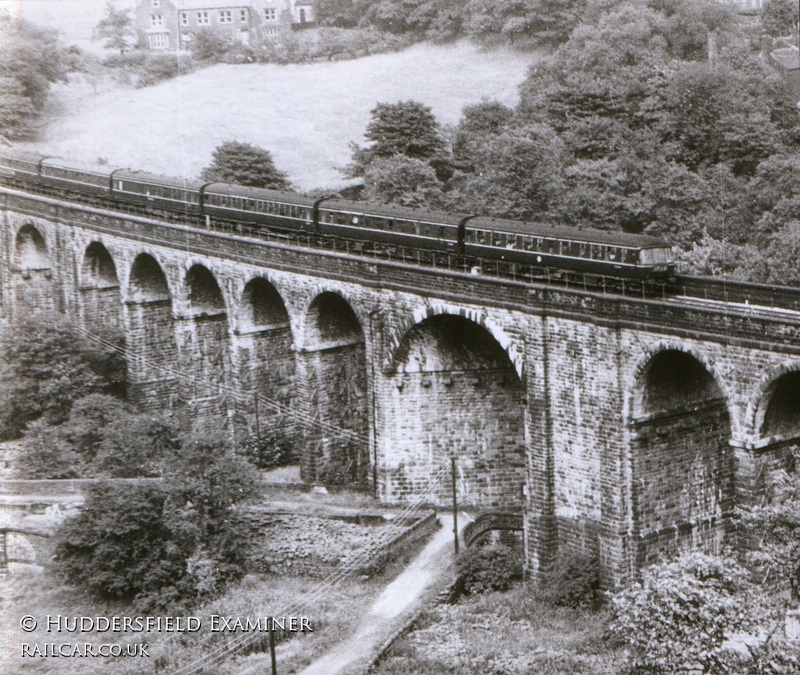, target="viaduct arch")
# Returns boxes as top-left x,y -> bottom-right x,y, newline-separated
5,193 -> 800,585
